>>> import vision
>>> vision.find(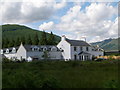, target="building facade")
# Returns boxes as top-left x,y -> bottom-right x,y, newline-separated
1,35 -> 104,61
